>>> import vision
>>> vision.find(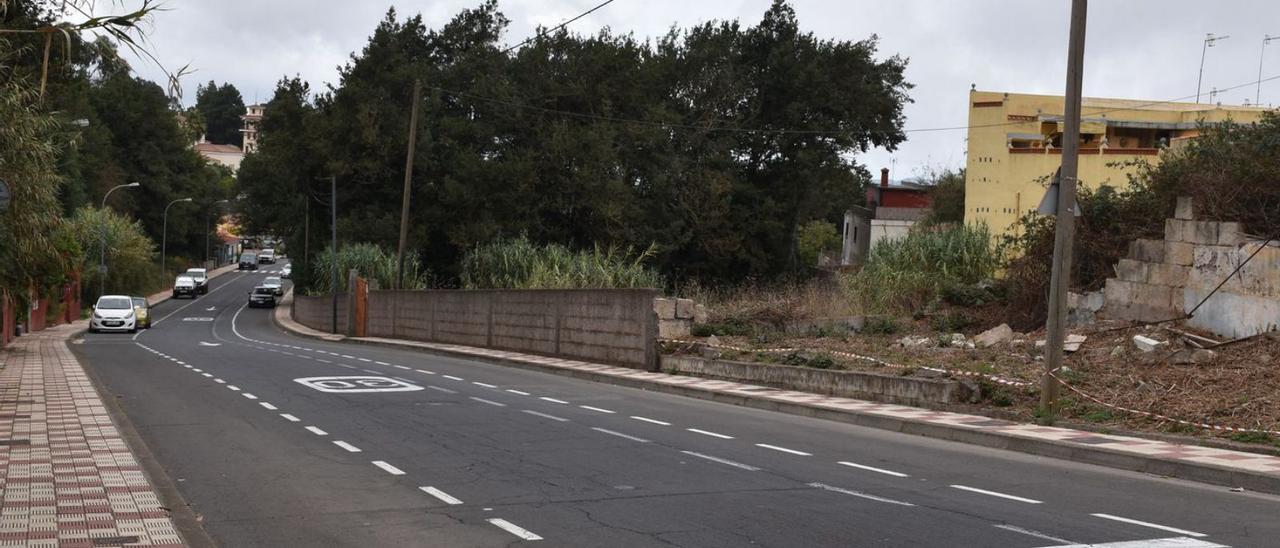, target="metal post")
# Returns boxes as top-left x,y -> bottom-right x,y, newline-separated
1259,35 -> 1277,105
397,80 -> 423,289
206,199 -> 229,268
1197,33 -> 1228,104
99,182 -> 140,296
160,198 -> 192,280
329,176 -> 338,334
1040,0 -> 1088,423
